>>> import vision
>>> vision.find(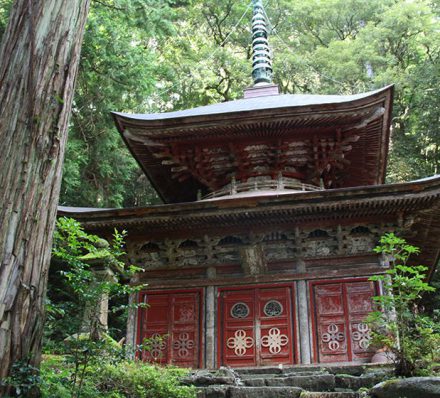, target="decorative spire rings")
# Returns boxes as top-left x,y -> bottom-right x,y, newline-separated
251,0 -> 273,85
